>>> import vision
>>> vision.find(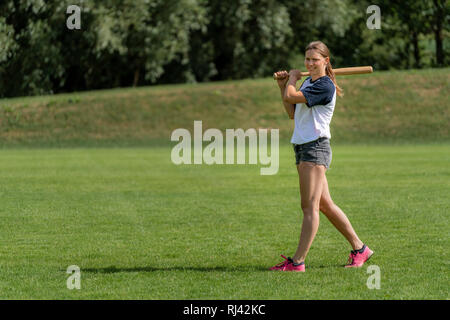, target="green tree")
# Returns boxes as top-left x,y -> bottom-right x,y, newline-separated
91,0 -> 208,85
429,0 -> 448,66
201,0 -> 293,80
0,1 -> 65,97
